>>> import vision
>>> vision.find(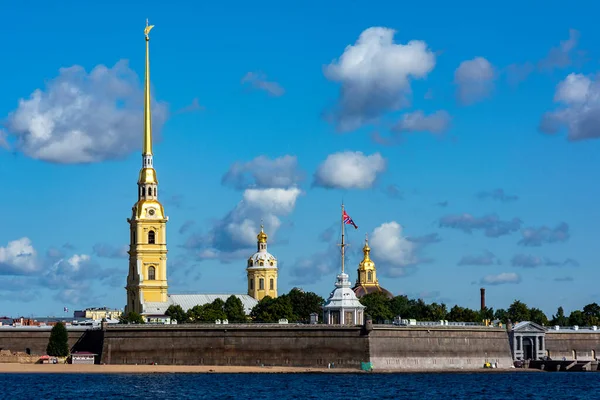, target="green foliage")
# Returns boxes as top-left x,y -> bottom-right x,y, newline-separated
529,308 -> 549,326
46,322 -> 69,357
359,292 -> 395,322
165,305 -> 188,323
550,306 -> 569,326
286,288 -> 325,323
224,295 -> 247,322
507,300 -> 530,323
494,309 -> 508,324
188,299 -> 227,322
582,303 -> 600,326
119,311 -> 145,324
448,305 -> 480,322
569,310 -> 585,326
250,296 -> 294,323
